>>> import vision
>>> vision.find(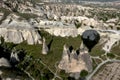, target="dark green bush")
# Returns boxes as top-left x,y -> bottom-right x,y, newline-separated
80,70 -> 88,77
